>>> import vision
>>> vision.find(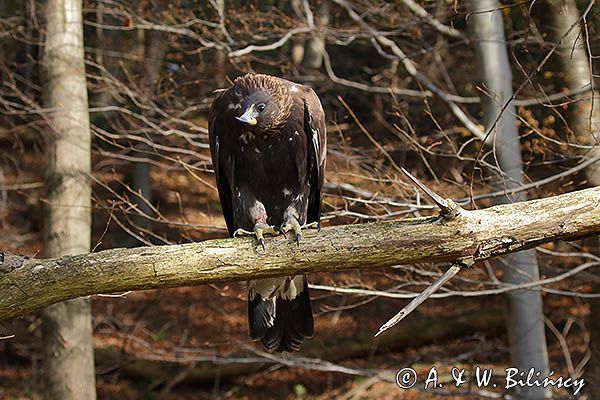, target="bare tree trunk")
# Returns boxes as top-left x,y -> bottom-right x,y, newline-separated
214,0 -> 229,86
291,37 -> 305,66
24,0 -> 36,98
289,0 -> 306,66
127,29 -> 166,246
533,1 -> 600,395
303,2 -> 329,69
534,0 -> 600,185
41,0 -> 95,399
468,1 -> 551,398
95,1 -> 104,66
